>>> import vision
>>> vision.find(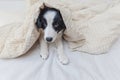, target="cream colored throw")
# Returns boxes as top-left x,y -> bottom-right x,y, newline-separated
0,0 -> 120,58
